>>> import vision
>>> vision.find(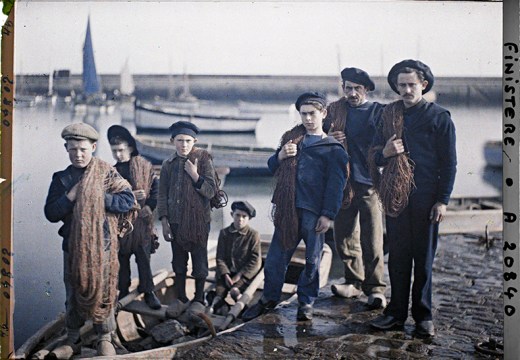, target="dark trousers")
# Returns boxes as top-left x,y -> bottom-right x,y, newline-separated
383,193 -> 438,322
118,243 -> 154,295
170,240 -> 209,279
